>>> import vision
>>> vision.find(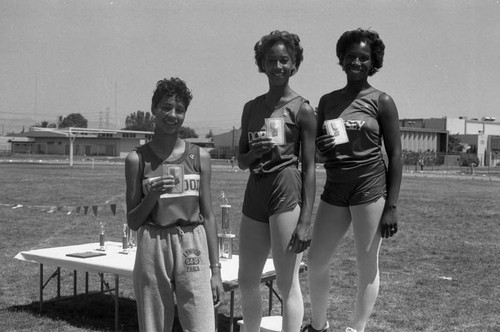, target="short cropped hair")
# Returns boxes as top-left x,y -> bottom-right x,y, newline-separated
336,28 -> 385,76
151,77 -> 193,111
254,30 -> 304,73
